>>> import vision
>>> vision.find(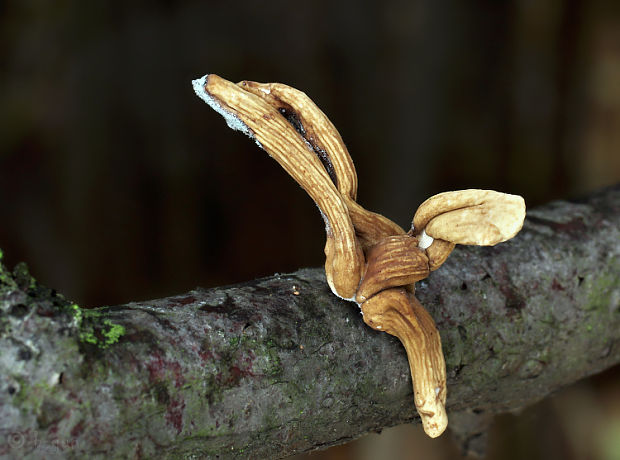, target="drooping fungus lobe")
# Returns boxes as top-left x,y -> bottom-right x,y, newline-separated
193,74 -> 526,438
